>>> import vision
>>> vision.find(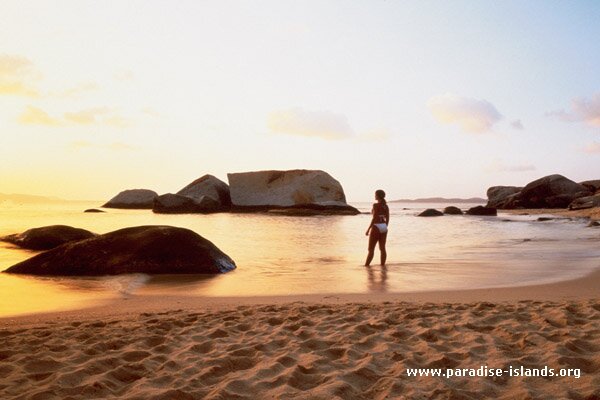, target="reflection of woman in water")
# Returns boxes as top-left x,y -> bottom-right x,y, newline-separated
366,262 -> 388,292
365,189 -> 389,266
